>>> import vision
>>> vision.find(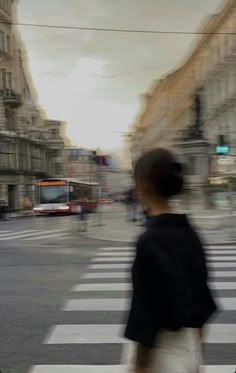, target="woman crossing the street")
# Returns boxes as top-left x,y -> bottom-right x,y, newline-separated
124,148 -> 217,373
